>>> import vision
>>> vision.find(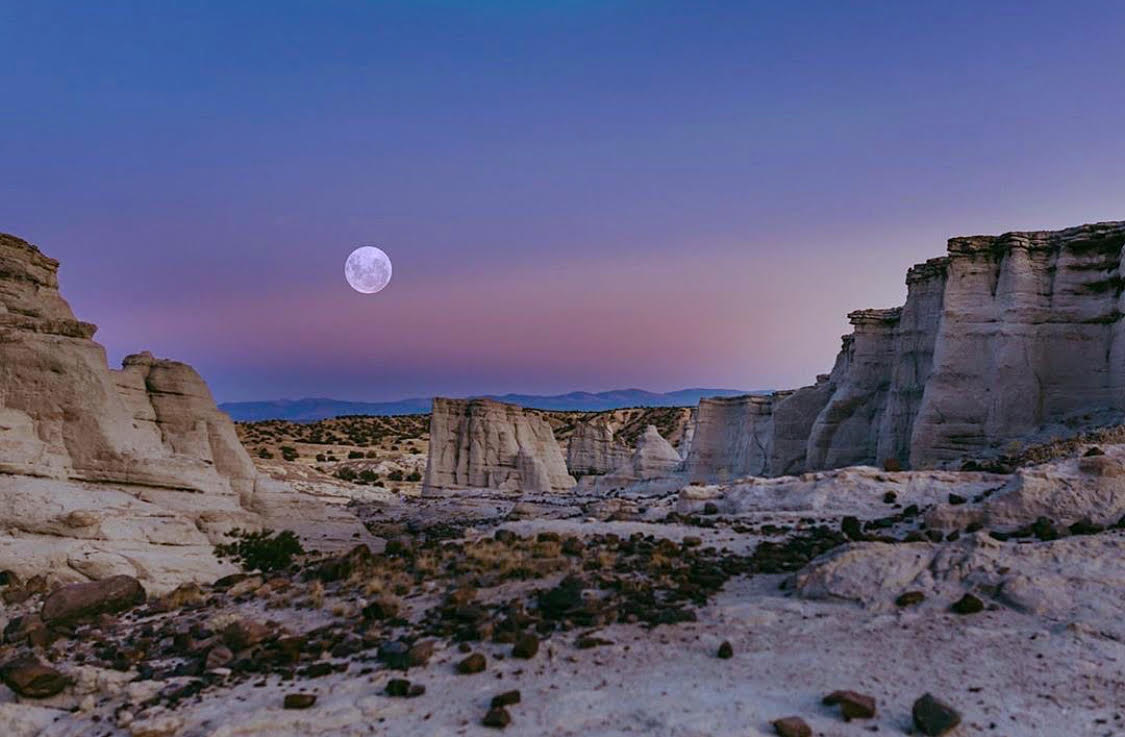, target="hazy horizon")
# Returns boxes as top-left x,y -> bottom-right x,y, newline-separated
4,2 -> 1124,402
